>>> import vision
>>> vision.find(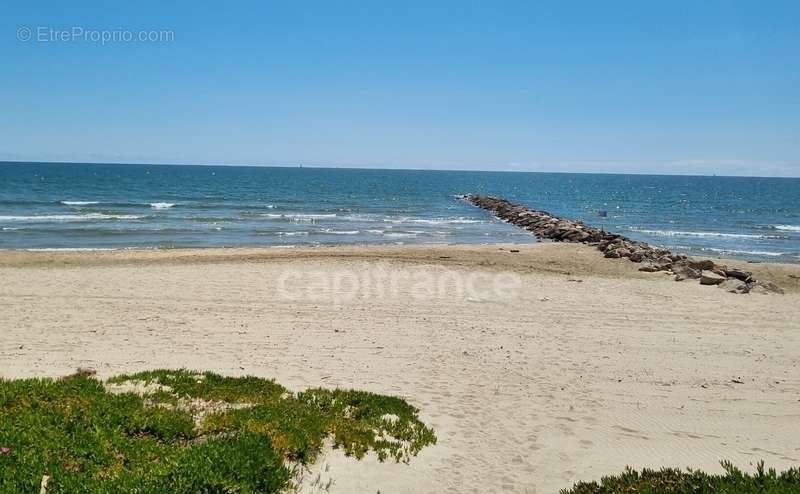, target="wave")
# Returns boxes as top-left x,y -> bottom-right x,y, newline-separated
700,247 -> 785,257
773,224 -> 800,232
629,227 -> 777,240
262,213 -> 337,222
60,200 -> 181,209
385,217 -> 484,225
61,201 -> 100,206
25,247 -> 119,252
321,229 -> 359,235
269,213 -> 336,219
0,214 -> 142,222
